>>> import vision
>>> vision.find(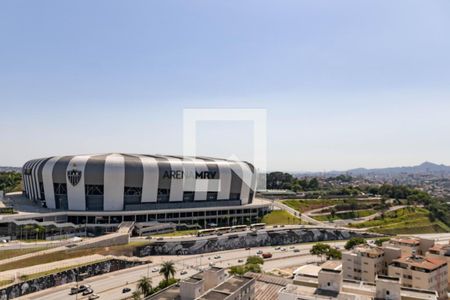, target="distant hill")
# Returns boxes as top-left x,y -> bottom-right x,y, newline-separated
345,162 -> 450,176
296,162 -> 450,177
